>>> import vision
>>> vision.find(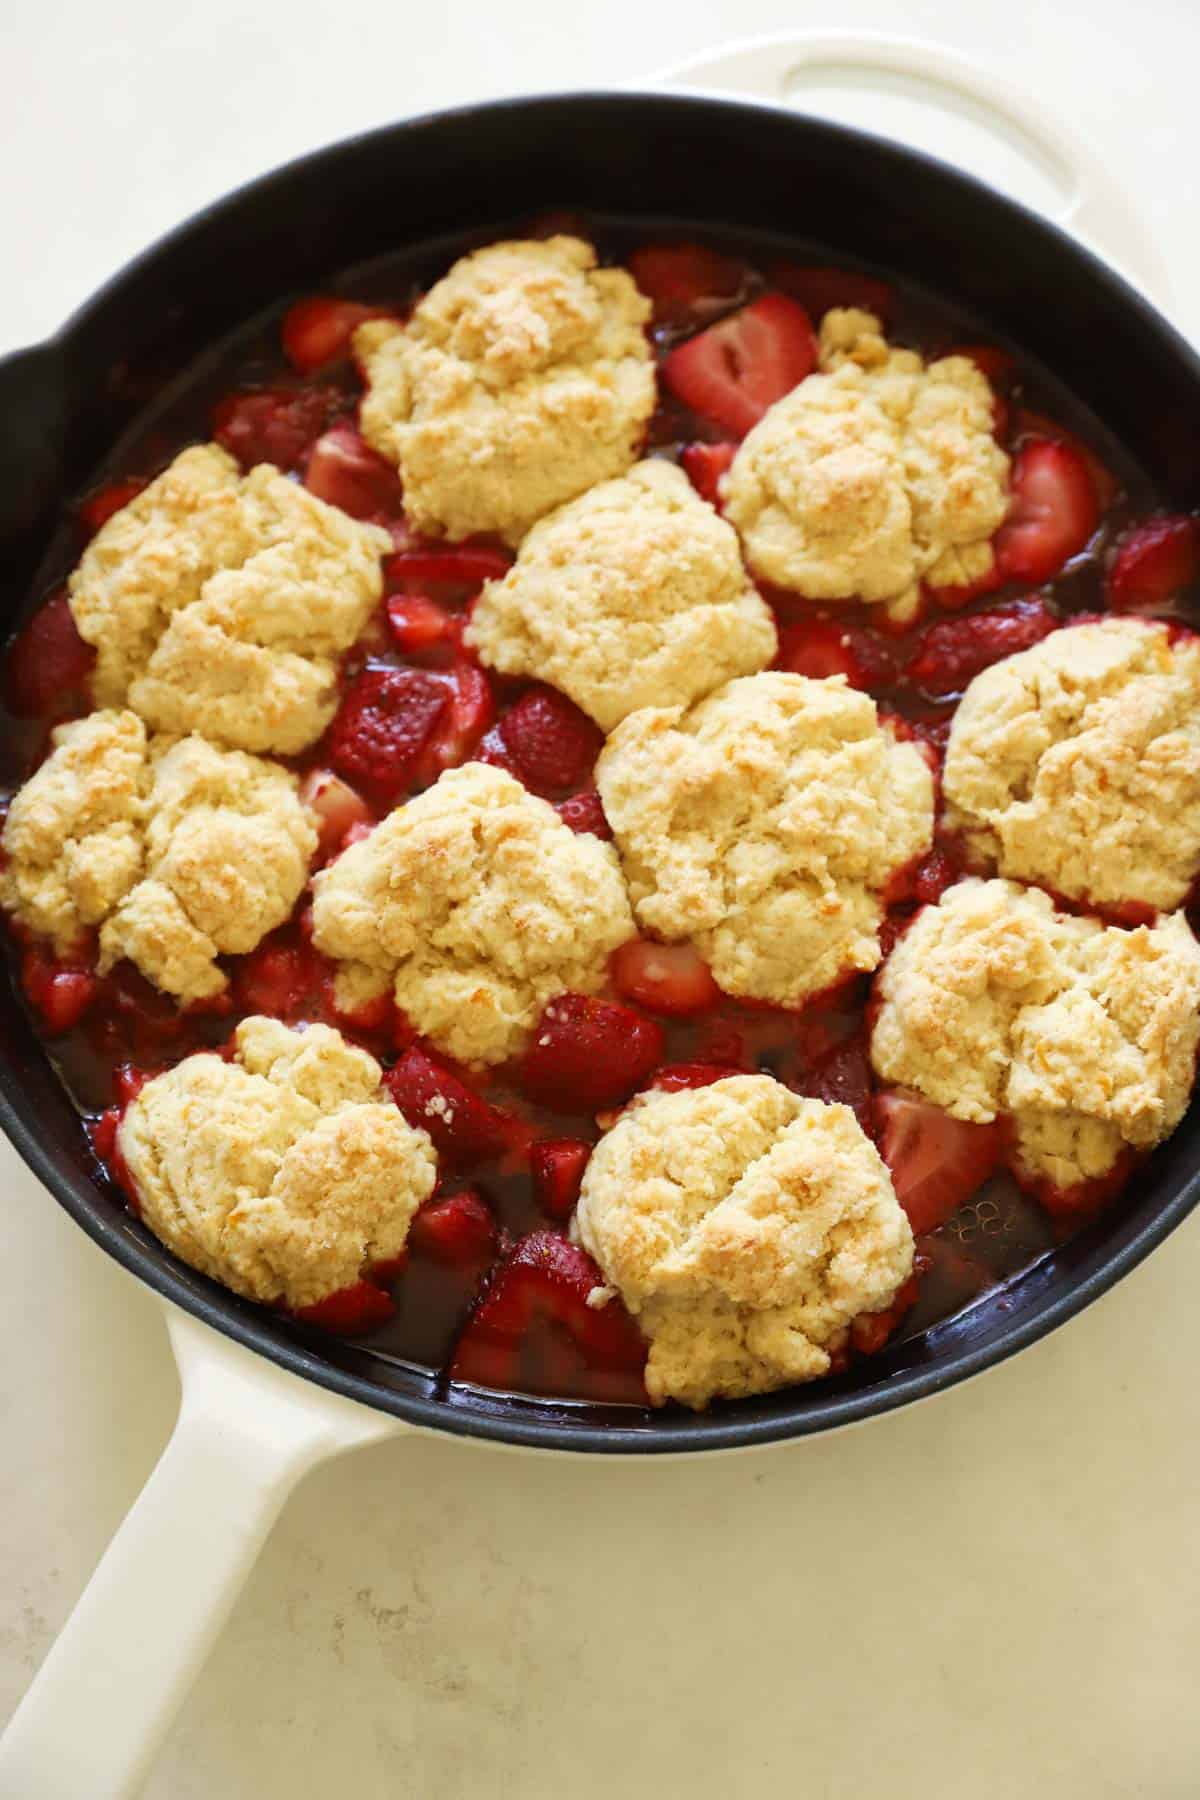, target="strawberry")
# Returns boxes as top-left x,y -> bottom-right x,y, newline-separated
995,439 -> 1100,585
323,970 -> 394,1036
776,614 -> 898,688
408,1187 -> 496,1265
5,590 -> 95,719
294,1279 -> 395,1335
298,768 -> 374,858
21,947 -> 98,1034
661,294 -> 818,439
387,1046 -> 519,1167
385,593 -> 462,661
610,939 -> 721,1016
426,660 -> 495,774
925,561 -> 1004,612
233,940 -> 315,1020
1015,410 -> 1118,513
946,343 -> 1016,387
875,1090 -> 1001,1235
212,386 -> 340,472
766,264 -> 894,324
680,441 -> 738,506
627,242 -> 746,323
520,994 -> 665,1113
494,686 -> 603,798
328,666 -> 450,800
905,598 -> 1059,696
1108,515 -> 1200,613
281,297 -> 390,373
304,424 -> 403,521
531,1138 -> 592,1220
796,1036 -> 874,1133
554,788 -> 612,839
113,1063 -> 151,1107
648,1061 -> 741,1095
849,1271 -> 921,1357
78,477 -> 145,537
386,545 -> 512,597
909,845 -> 960,906
87,1107 -> 120,1165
